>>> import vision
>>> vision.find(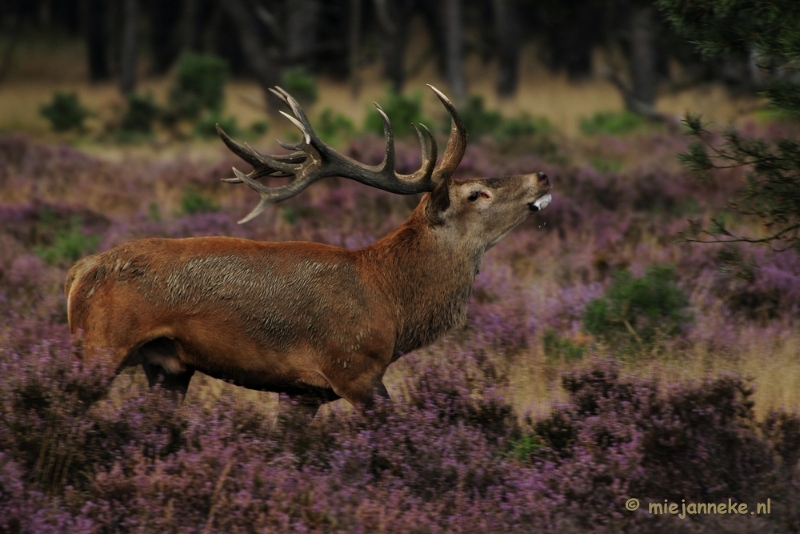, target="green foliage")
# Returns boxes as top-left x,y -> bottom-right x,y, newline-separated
194,113 -> 238,139
180,185 -> 219,215
583,265 -> 692,349
659,0 -> 800,253
280,67 -> 319,106
656,0 -> 800,94
168,53 -> 228,120
365,88 -> 426,138
316,108 -> 355,145
120,93 -> 161,136
249,120 -> 270,136
34,215 -> 99,265
453,96 -> 553,143
40,92 -> 91,133
506,433 -> 544,462
678,115 -> 800,253
457,96 -> 503,138
542,330 -> 586,362
579,110 -> 646,136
